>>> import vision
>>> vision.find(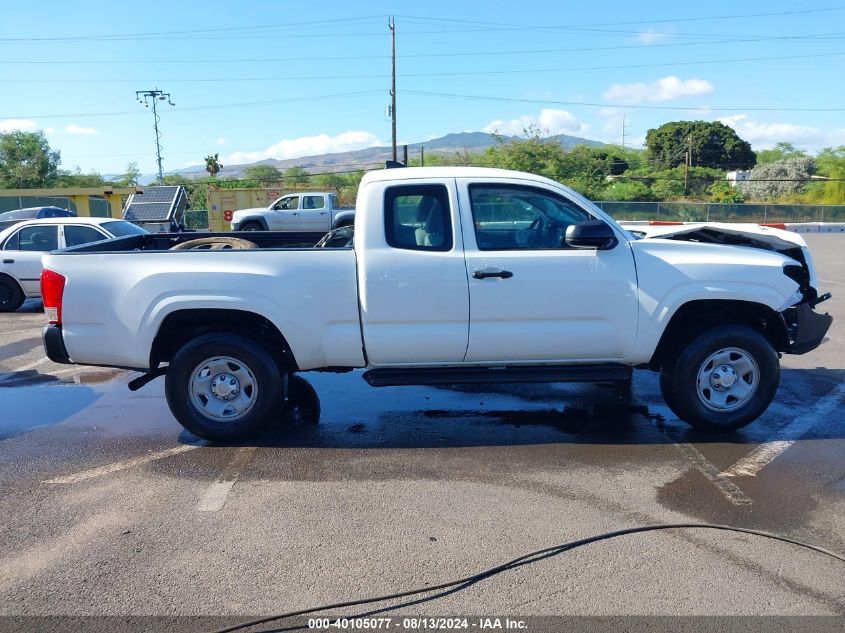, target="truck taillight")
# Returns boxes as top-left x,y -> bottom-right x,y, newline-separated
41,269 -> 66,325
